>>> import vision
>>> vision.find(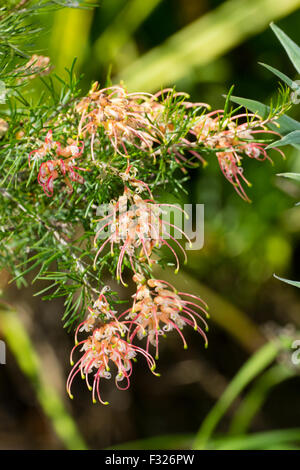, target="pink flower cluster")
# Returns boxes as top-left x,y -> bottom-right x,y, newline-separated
93,184 -> 191,285
28,130 -> 87,196
29,83 -> 284,201
27,83 -> 285,404
68,280 -> 208,404
189,111 -> 284,201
